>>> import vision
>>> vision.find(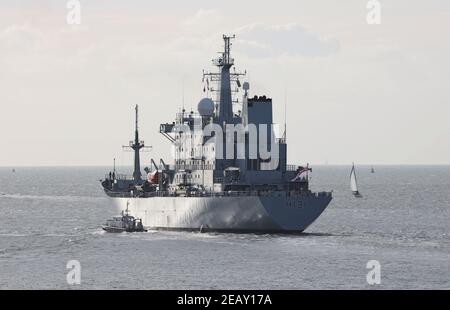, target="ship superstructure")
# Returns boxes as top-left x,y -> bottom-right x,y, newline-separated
101,35 -> 332,233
